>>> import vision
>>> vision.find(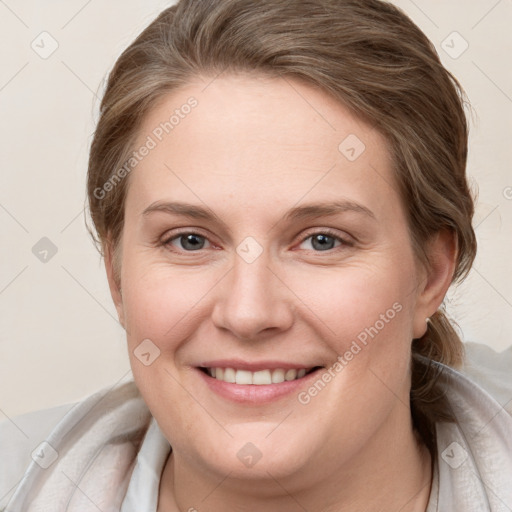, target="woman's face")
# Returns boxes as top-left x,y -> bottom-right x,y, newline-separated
109,73 -> 436,484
